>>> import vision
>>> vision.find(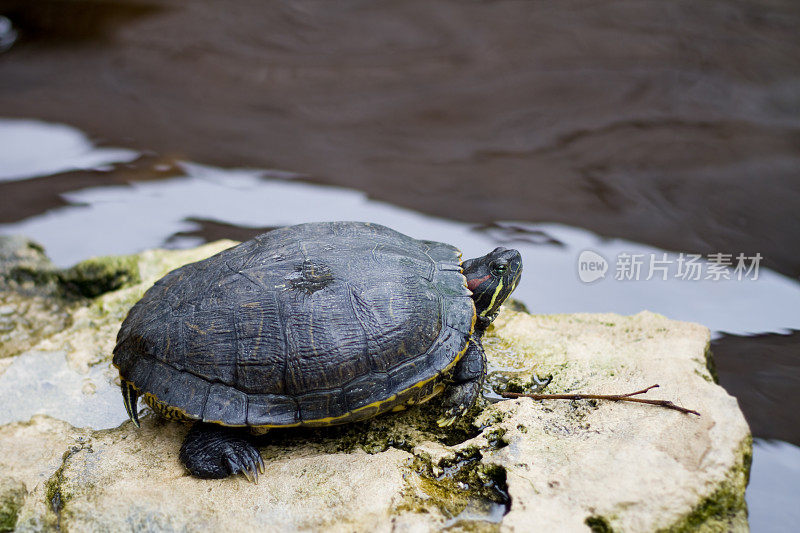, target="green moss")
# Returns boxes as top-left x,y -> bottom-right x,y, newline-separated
585,515 -> 614,533
484,428 -> 507,450
57,254 -> 140,299
88,284 -> 148,322
0,479 -> 25,533
43,444 -> 83,529
7,265 -> 58,287
694,369 -> 714,383
253,401 -> 480,457
4,250 -> 139,303
487,372 -> 551,396
44,459 -> 68,519
659,435 -> 752,532
409,447 -> 508,510
703,341 -> 720,384
325,419 -> 417,455
397,466 -> 472,518
396,447 -> 509,529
